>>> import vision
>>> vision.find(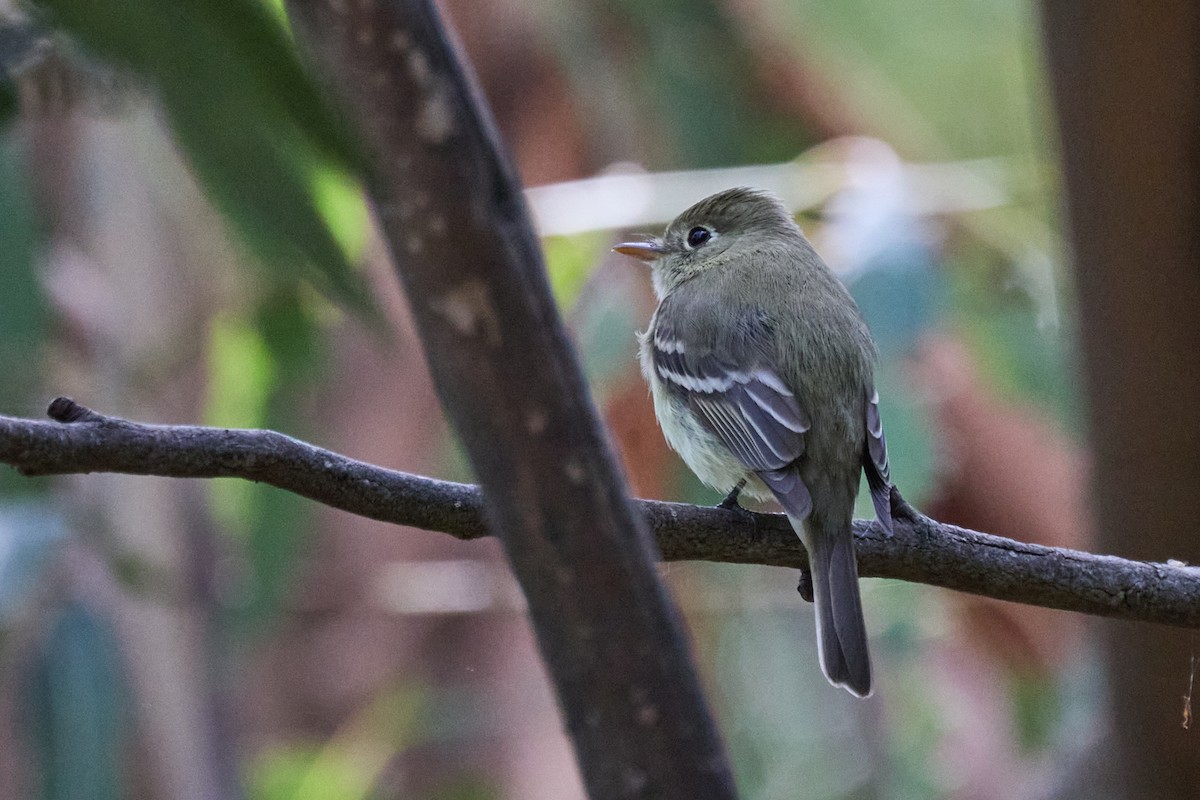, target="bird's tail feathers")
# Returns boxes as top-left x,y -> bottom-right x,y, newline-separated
793,514 -> 872,698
